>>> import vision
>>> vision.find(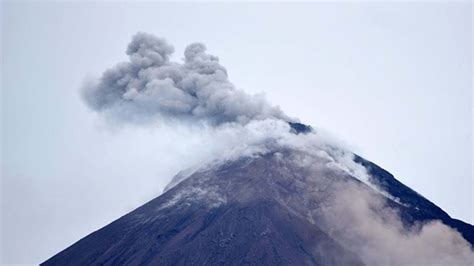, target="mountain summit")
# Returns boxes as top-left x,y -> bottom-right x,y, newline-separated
43,122 -> 473,266
53,33 -> 472,265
